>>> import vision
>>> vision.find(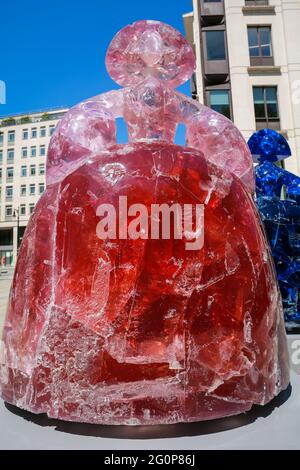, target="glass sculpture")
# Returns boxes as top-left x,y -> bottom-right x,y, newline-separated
249,128 -> 300,328
0,21 -> 289,425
